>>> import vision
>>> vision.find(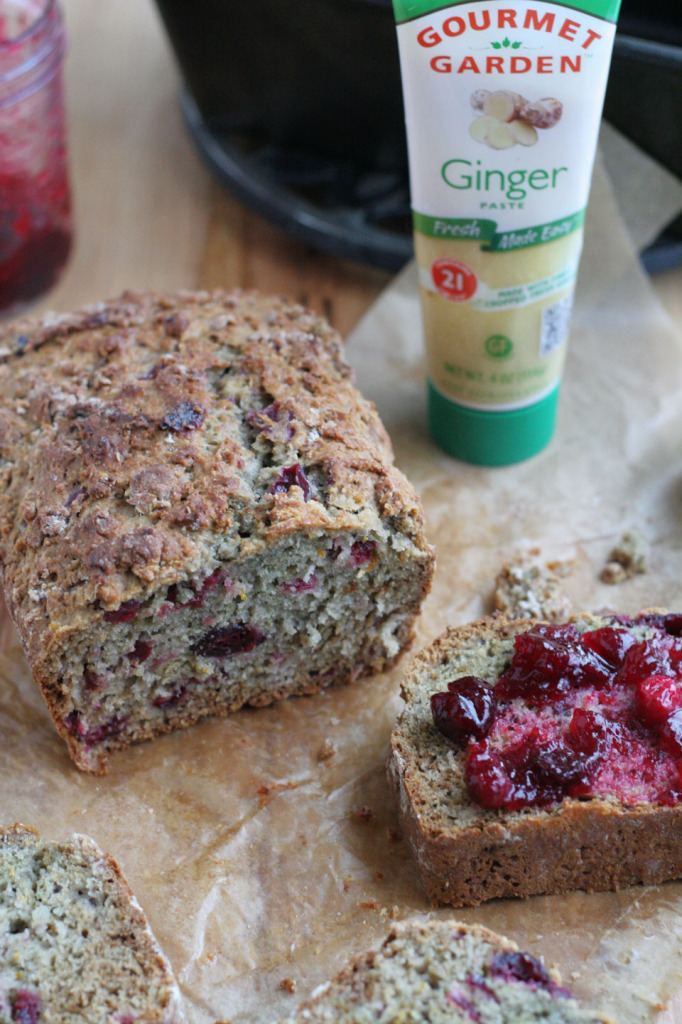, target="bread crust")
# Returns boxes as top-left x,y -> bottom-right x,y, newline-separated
389,614 -> 682,907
